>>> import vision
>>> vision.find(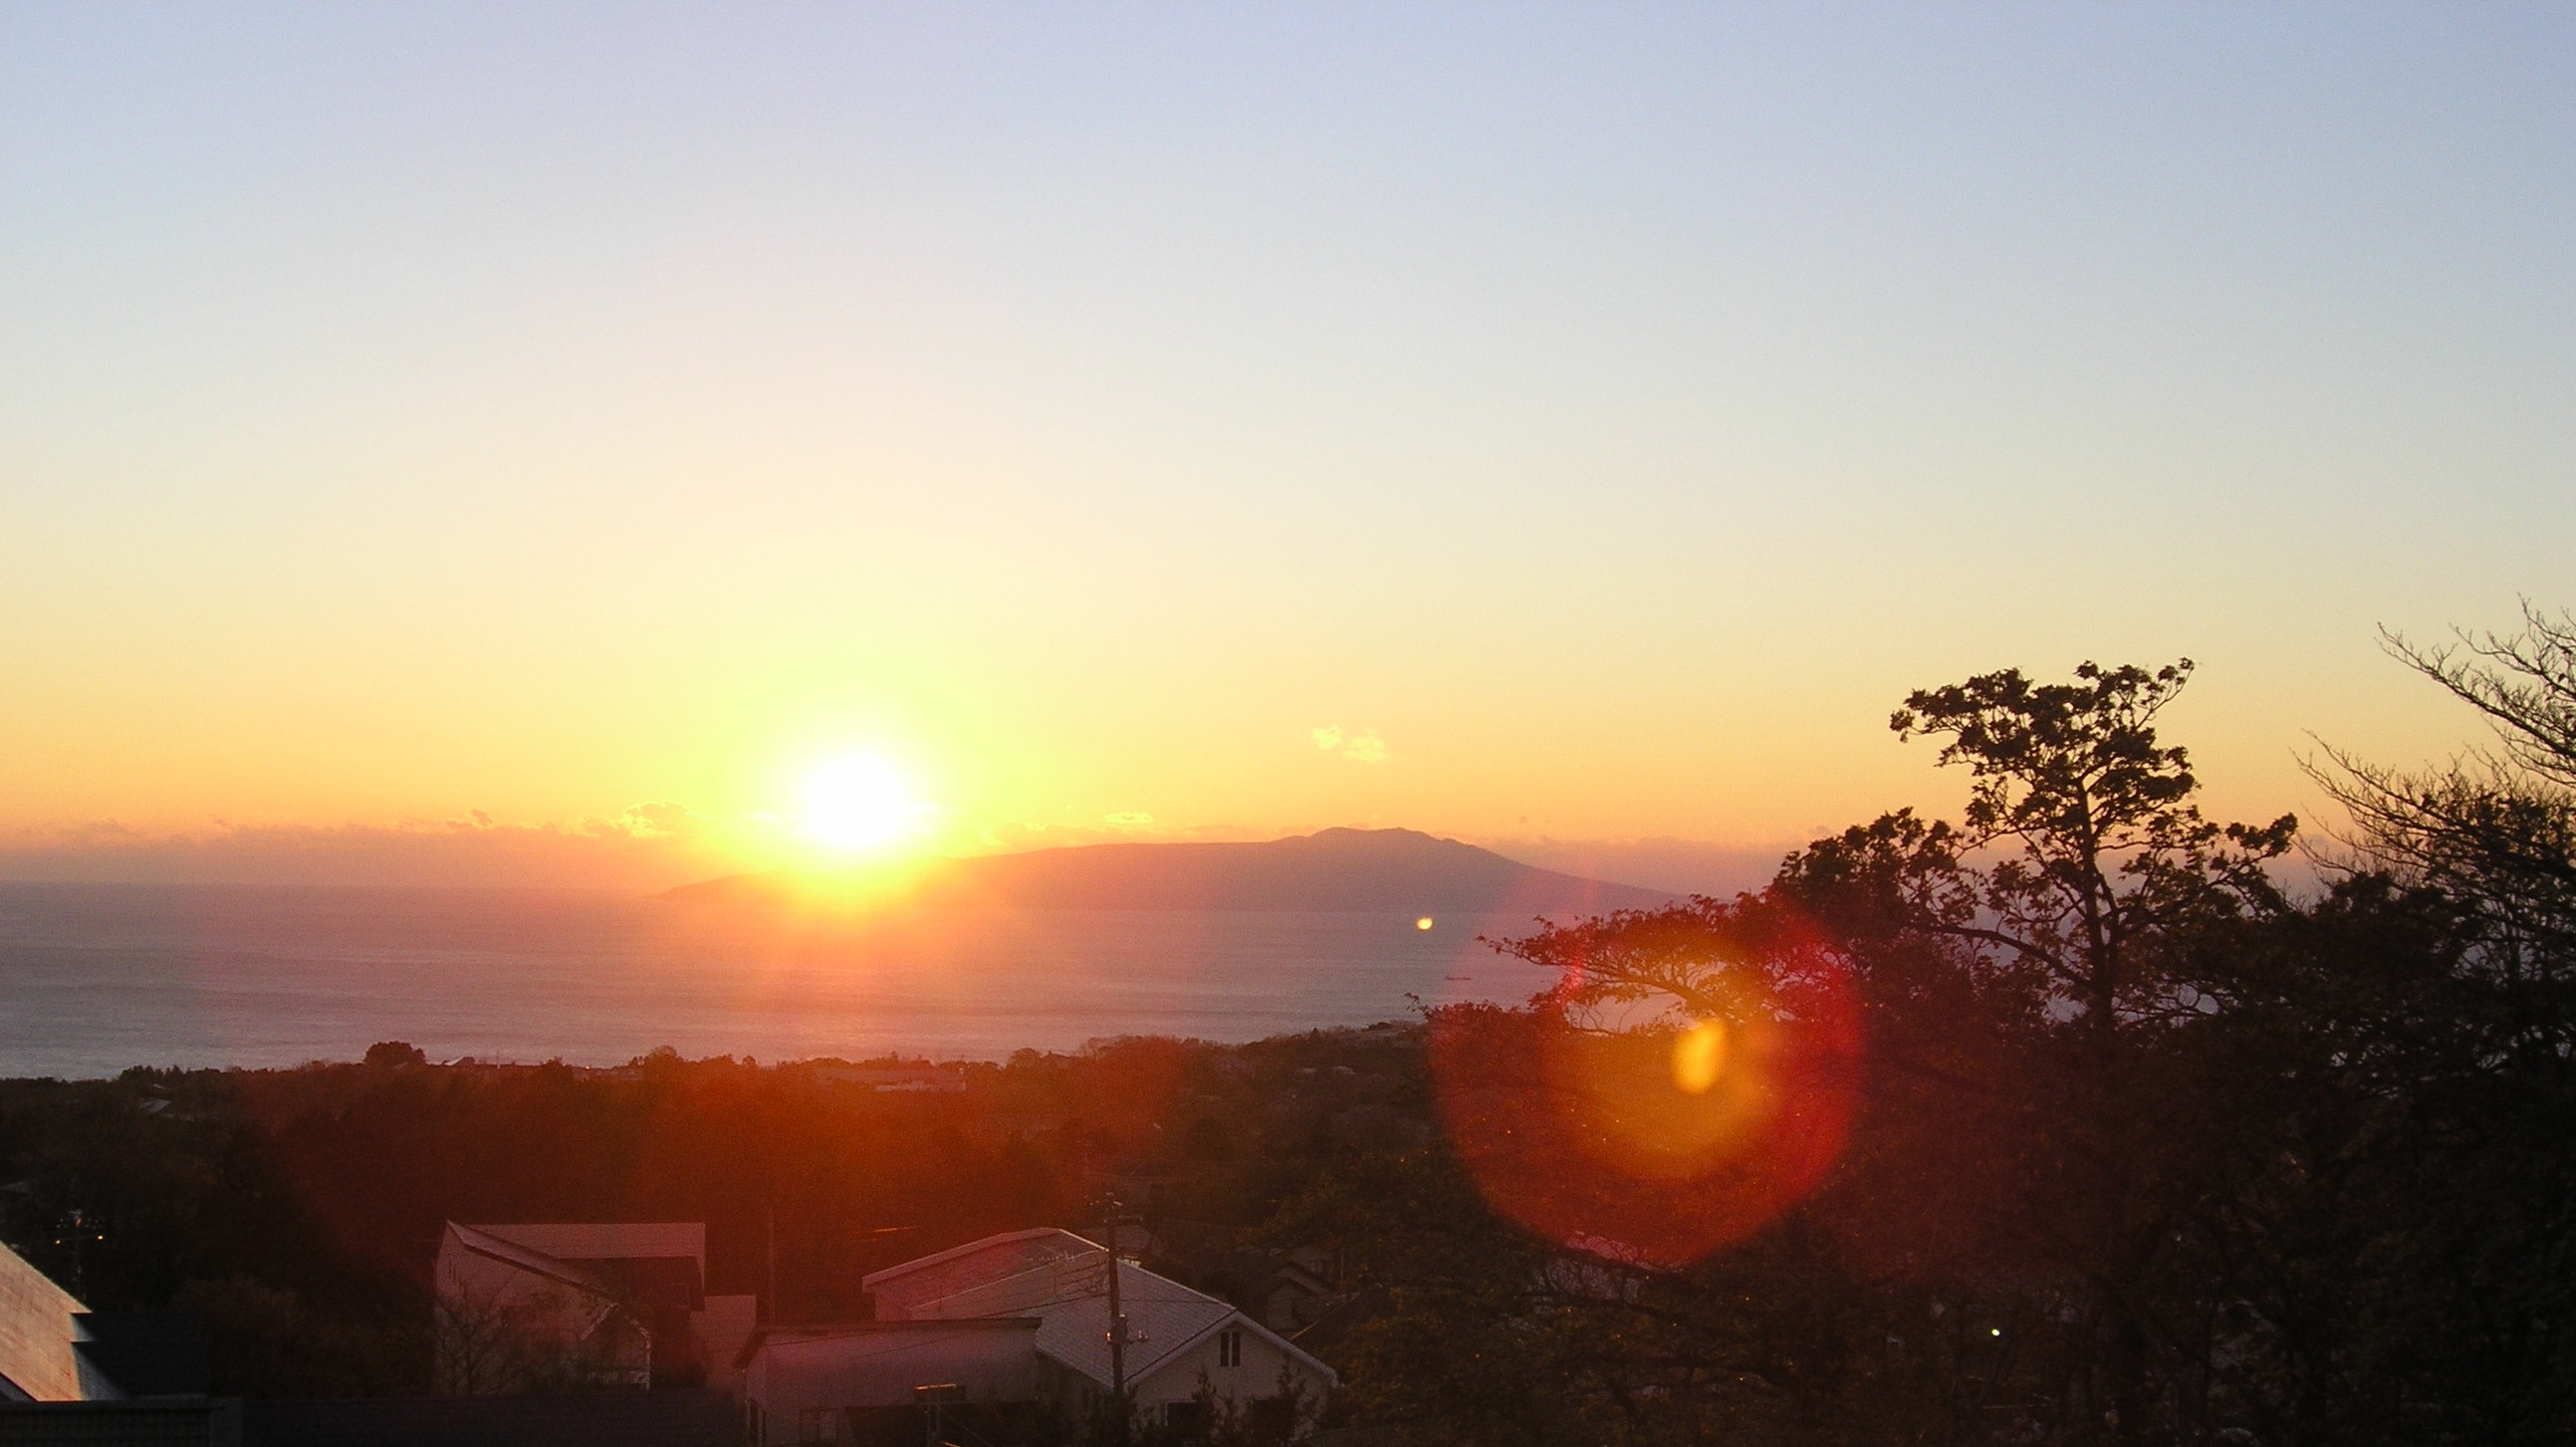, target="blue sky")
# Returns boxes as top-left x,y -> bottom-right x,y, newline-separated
2,4 -> 2570,886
